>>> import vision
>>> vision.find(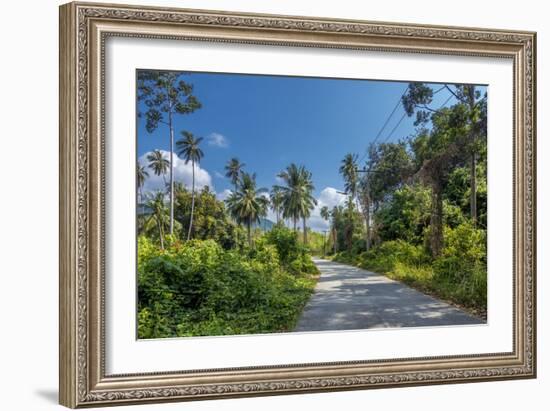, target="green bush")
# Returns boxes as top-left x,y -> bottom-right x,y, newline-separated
357,240 -> 428,272
433,222 -> 487,308
137,235 -> 317,339
263,226 -> 319,275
